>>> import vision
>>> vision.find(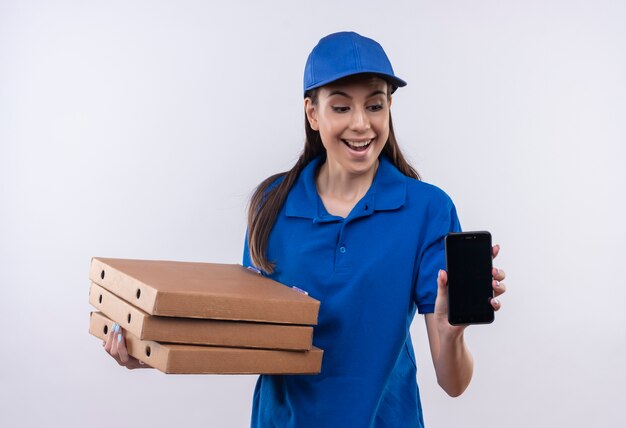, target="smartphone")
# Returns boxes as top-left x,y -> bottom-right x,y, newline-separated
445,231 -> 494,325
